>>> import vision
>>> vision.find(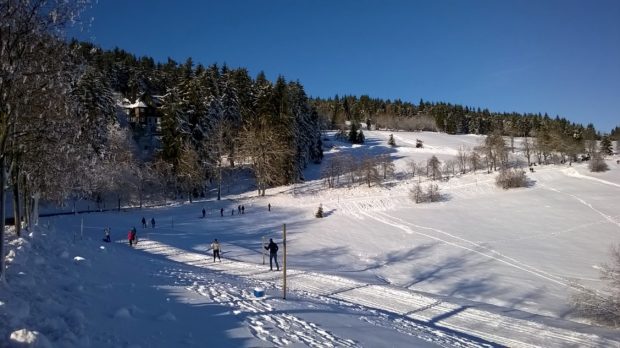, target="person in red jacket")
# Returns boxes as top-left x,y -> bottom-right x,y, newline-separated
128,227 -> 137,246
